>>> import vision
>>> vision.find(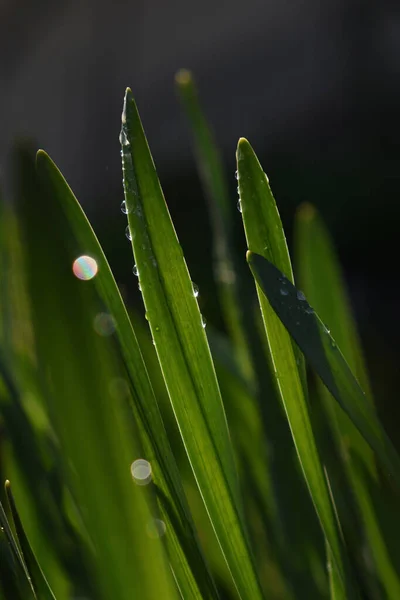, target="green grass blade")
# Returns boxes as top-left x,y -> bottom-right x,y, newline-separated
247,251 -> 400,489
175,70 -> 253,381
237,138 -> 357,597
5,481 -> 55,600
0,499 -> 36,598
176,73 -> 326,597
294,204 -> 400,597
121,88 -> 264,600
18,149 -> 177,600
294,204 -> 372,400
32,150 -> 217,600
